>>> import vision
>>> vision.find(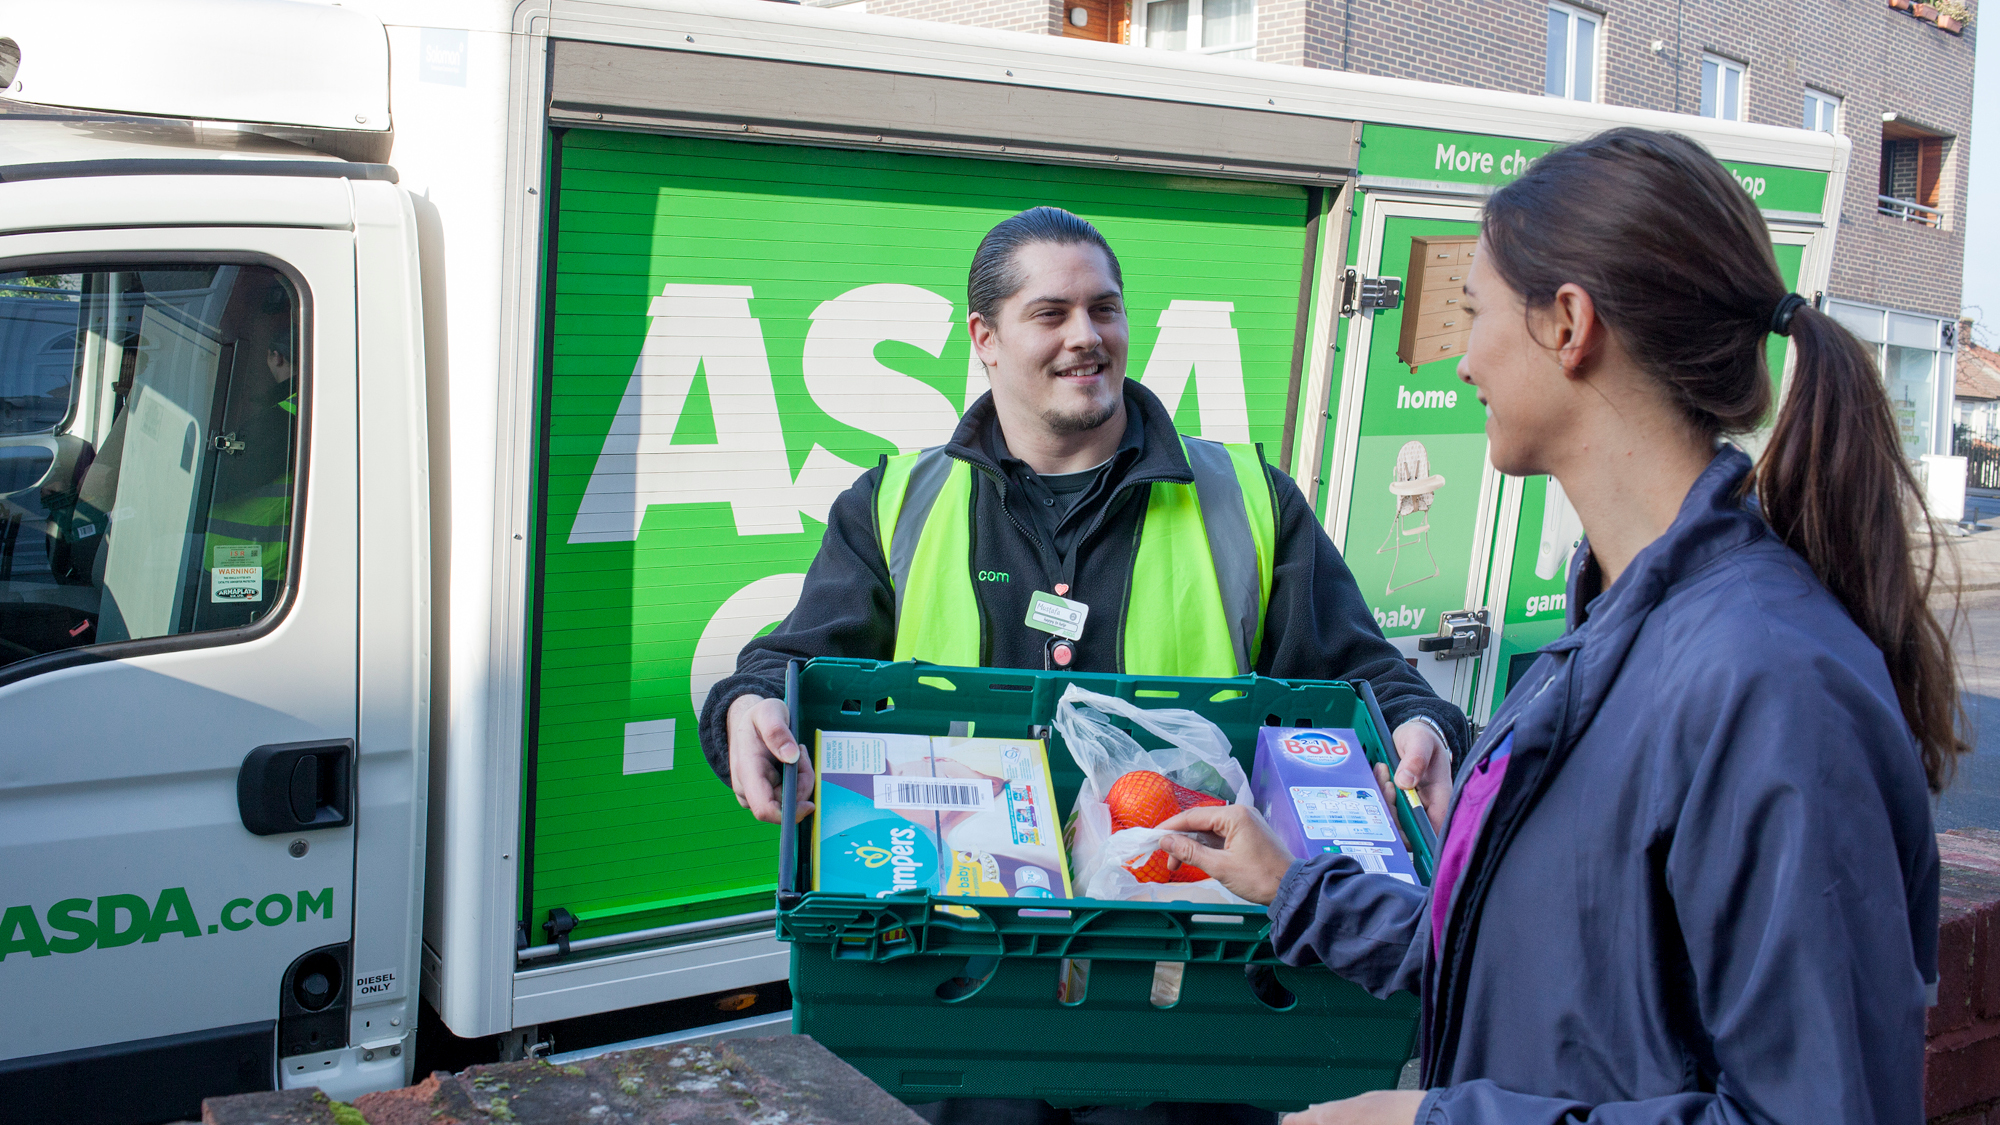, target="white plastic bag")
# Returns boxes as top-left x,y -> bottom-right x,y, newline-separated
1054,684 -> 1255,906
